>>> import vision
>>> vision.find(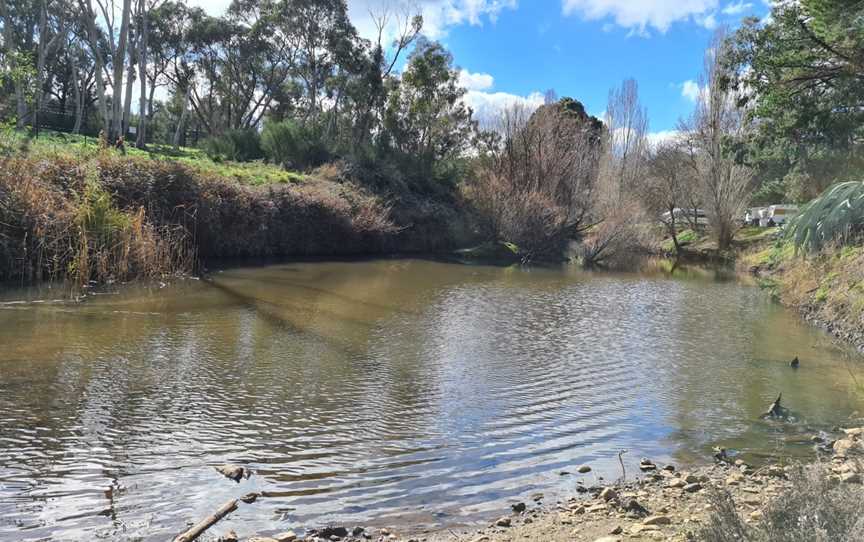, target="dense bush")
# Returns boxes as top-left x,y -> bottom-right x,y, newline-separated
787,181 -> 864,253
260,119 -> 329,170
201,128 -> 263,163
